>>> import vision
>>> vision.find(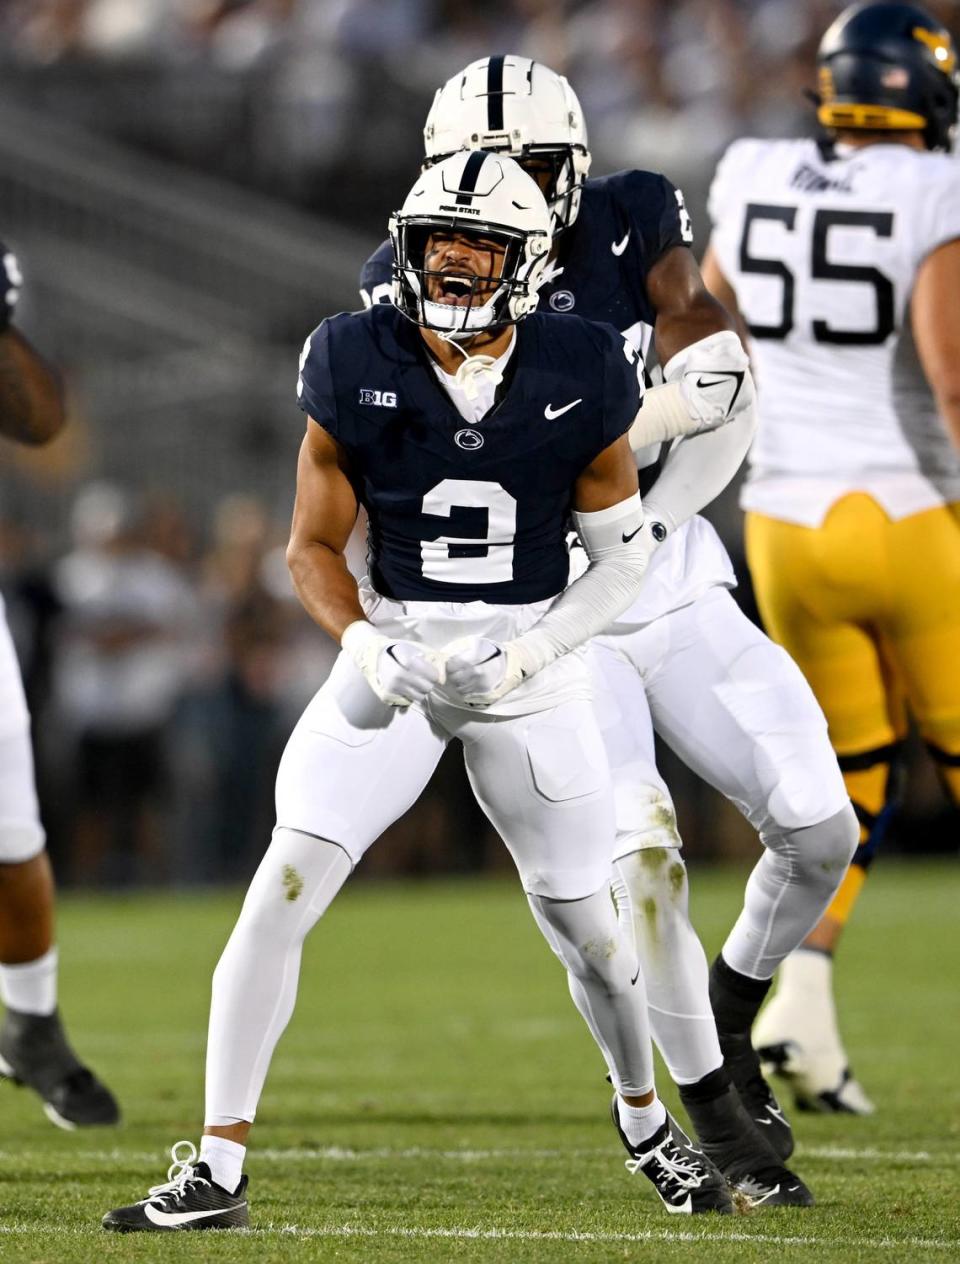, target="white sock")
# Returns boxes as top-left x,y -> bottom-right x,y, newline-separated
617,1094 -> 667,1147
0,947 -> 58,1016
199,1135 -> 246,1194
756,947 -> 842,1057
